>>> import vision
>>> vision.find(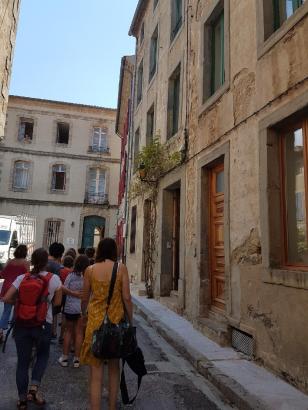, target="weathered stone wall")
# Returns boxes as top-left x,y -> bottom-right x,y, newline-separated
185,0 -> 308,392
0,0 -> 19,138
